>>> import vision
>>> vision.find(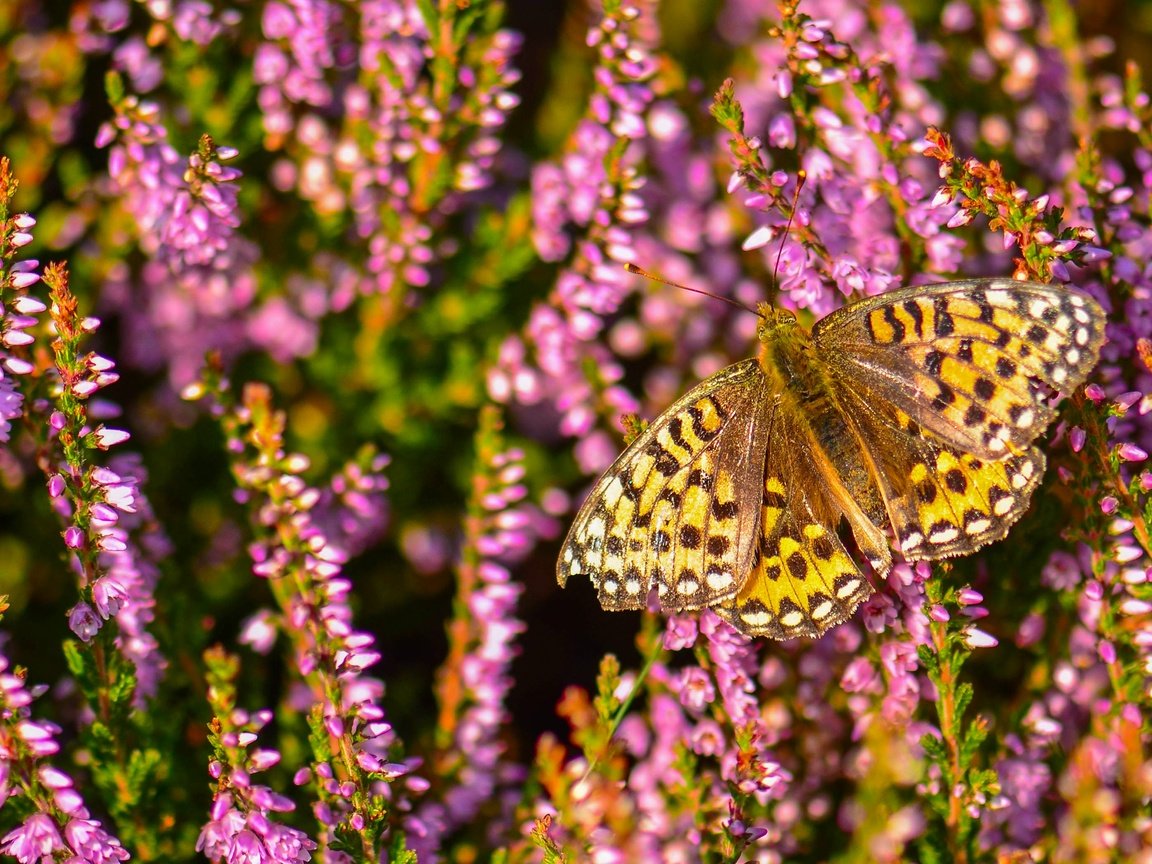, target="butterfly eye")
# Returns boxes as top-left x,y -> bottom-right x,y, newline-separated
758,308 -> 796,340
